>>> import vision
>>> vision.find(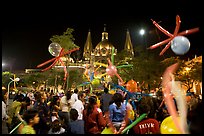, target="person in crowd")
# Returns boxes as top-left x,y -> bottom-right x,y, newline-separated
20,108 -> 40,134
71,91 -> 86,120
187,99 -> 203,134
83,95 -> 106,134
68,108 -> 85,134
7,93 -> 25,134
106,92 -> 129,134
100,87 -> 113,114
47,95 -> 61,122
130,95 -> 160,134
71,88 -> 79,104
58,90 -> 72,131
2,89 -> 9,134
33,91 -> 50,134
48,119 -> 66,134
